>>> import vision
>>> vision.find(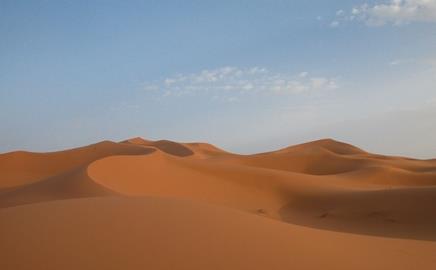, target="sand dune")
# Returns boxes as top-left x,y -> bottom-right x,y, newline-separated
0,166 -> 116,208
0,141 -> 153,189
1,137 -> 436,269
122,136 -> 229,158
